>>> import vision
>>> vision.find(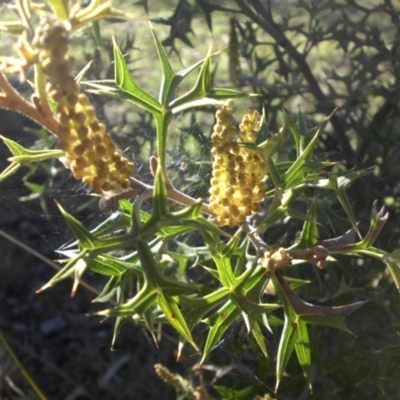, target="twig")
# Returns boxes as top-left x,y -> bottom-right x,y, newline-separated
0,228 -> 108,300
0,70 -> 59,134
234,0 -> 355,163
99,174 -> 213,215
